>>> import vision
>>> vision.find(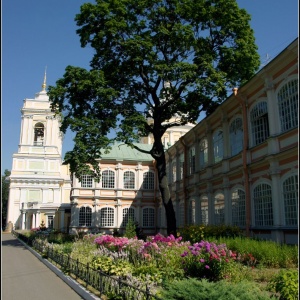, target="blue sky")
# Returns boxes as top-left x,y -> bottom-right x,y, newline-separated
1,0 -> 298,174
